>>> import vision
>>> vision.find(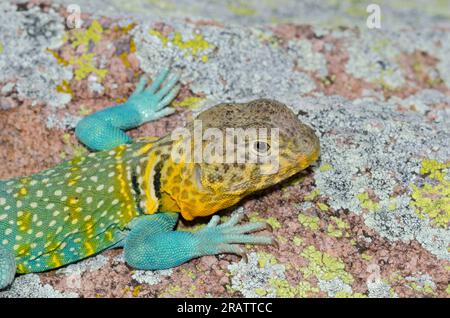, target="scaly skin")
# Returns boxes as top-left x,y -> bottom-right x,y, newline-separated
0,69 -> 320,289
